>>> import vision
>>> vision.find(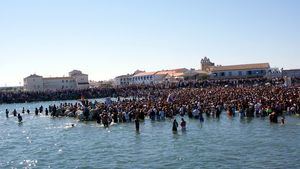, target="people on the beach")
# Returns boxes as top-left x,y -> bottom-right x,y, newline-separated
4,77 -> 300,130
